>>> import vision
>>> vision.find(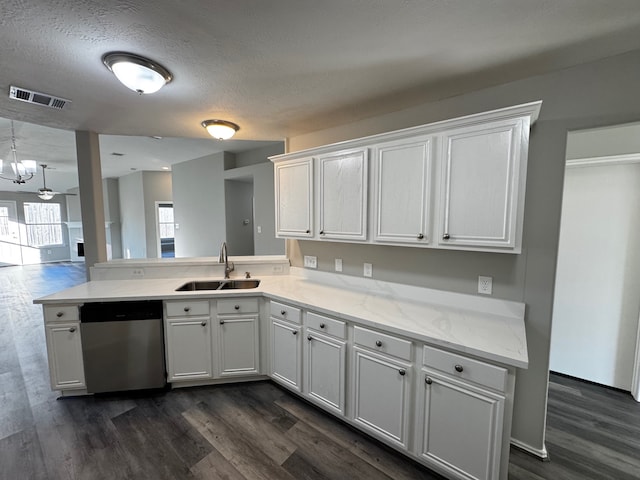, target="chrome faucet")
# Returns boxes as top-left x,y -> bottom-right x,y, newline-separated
219,242 -> 234,279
